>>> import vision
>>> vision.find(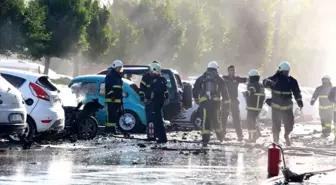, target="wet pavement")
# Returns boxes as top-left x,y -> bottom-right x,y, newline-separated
0,122 -> 335,185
